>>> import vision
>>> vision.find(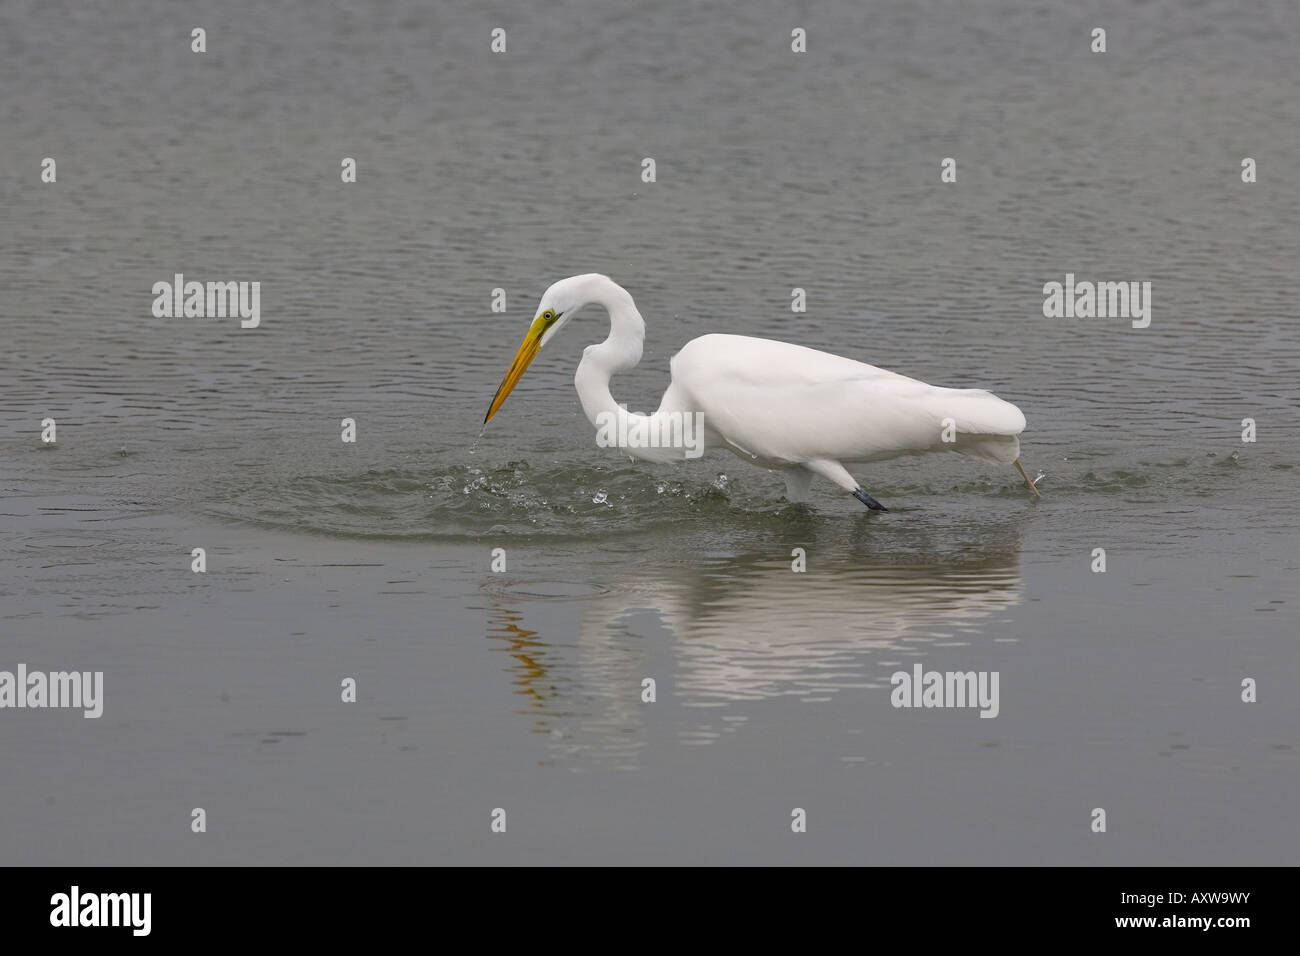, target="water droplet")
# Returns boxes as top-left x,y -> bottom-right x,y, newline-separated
592,491 -> 608,505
